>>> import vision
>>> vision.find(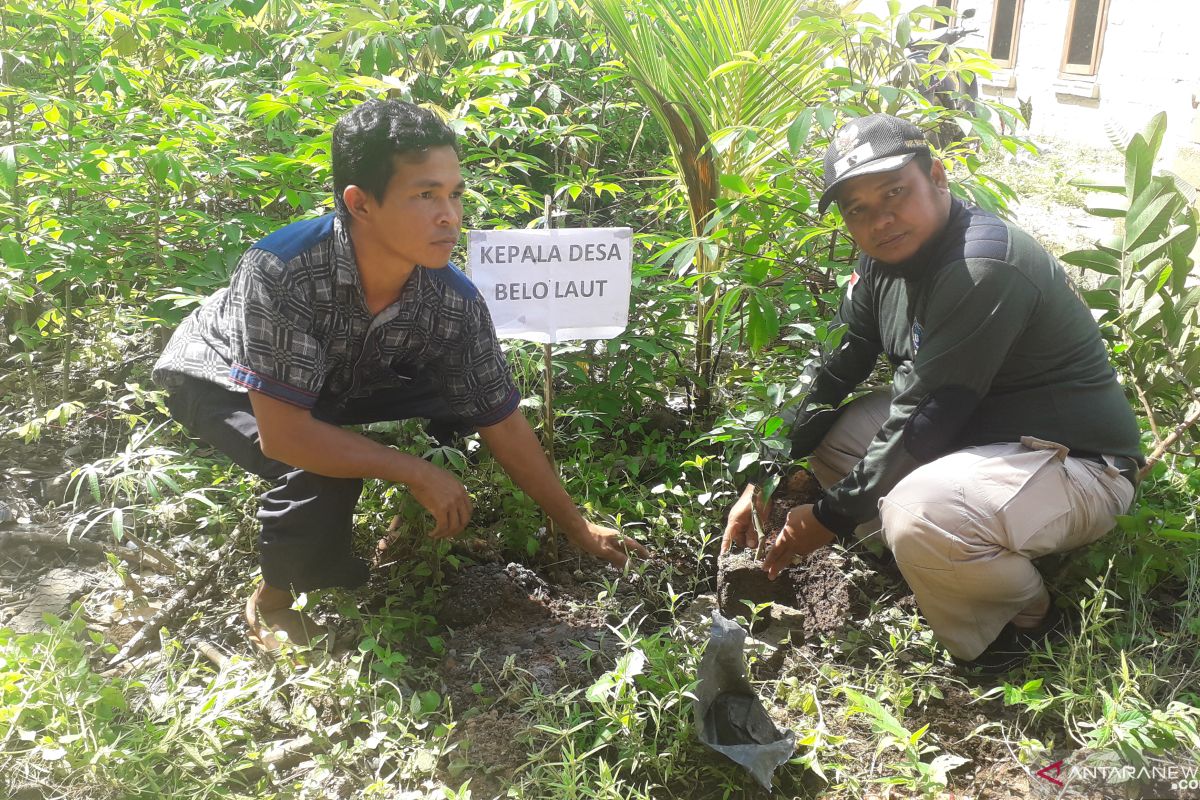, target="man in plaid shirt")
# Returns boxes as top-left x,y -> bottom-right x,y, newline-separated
155,100 -> 647,650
